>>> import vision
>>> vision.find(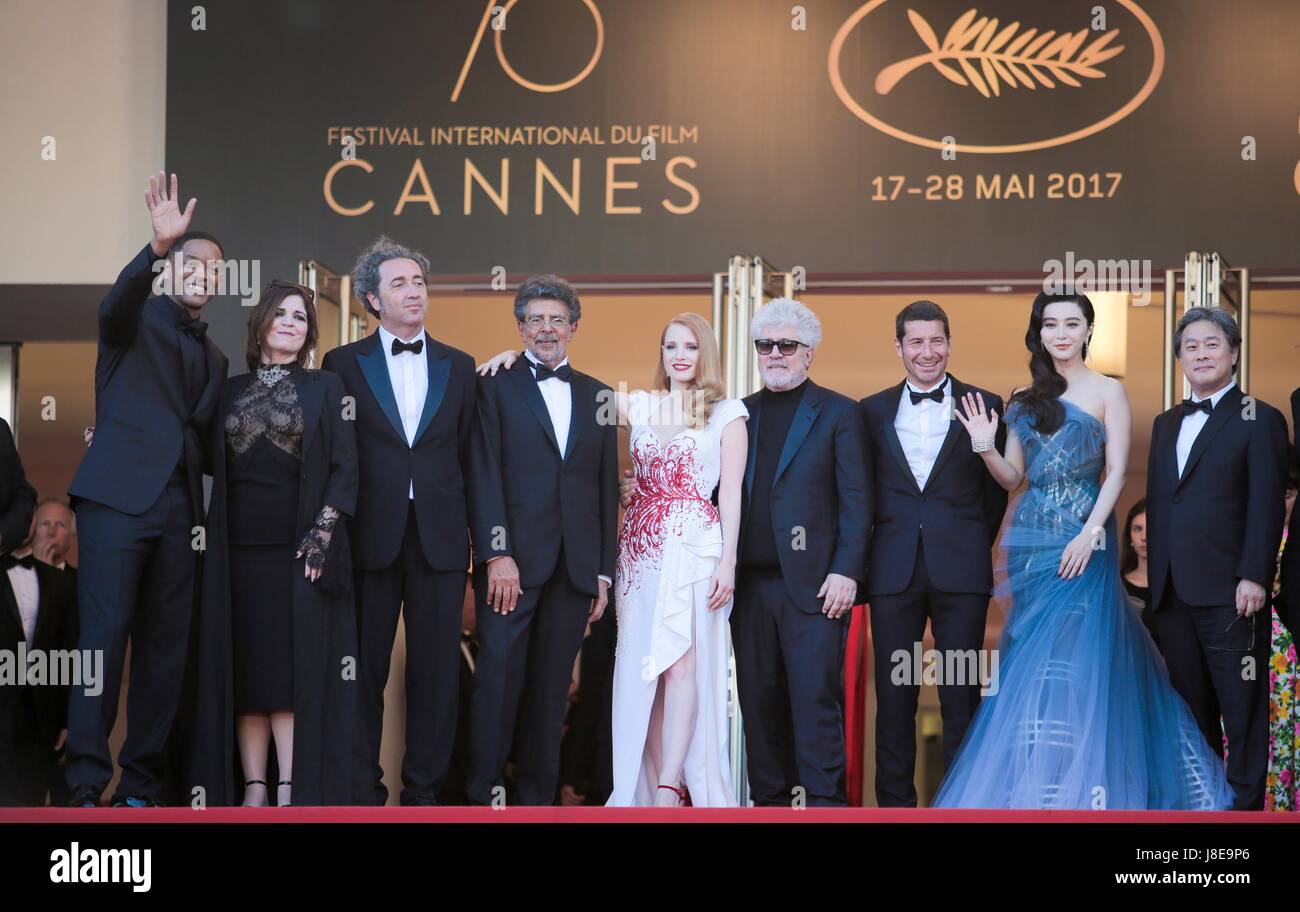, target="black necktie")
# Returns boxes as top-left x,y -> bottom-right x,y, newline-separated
179,316 -> 208,340
2,553 -> 36,570
533,363 -> 572,383
908,386 -> 944,405
1180,398 -> 1213,417
391,337 -> 424,356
